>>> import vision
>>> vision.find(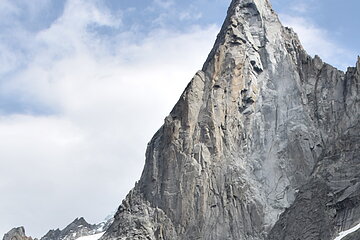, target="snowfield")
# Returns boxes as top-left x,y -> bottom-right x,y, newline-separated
76,232 -> 105,240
